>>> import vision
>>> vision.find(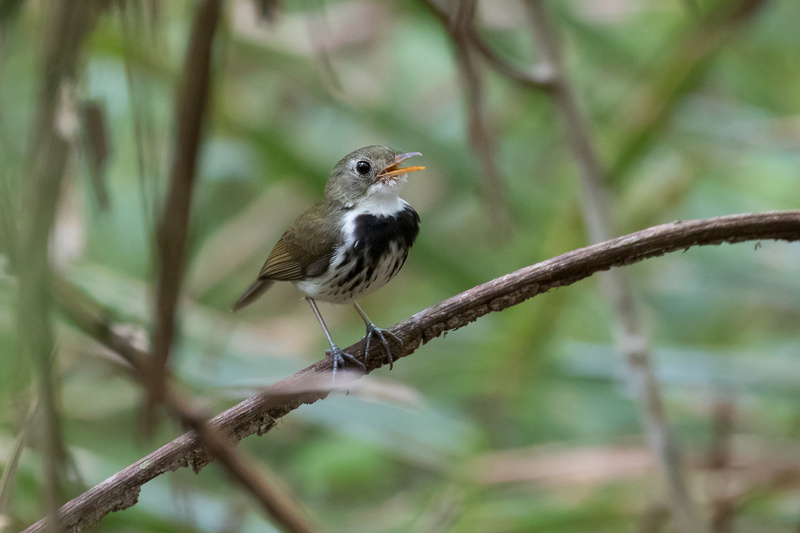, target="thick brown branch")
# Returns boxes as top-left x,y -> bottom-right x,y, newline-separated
24,210 -> 800,533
